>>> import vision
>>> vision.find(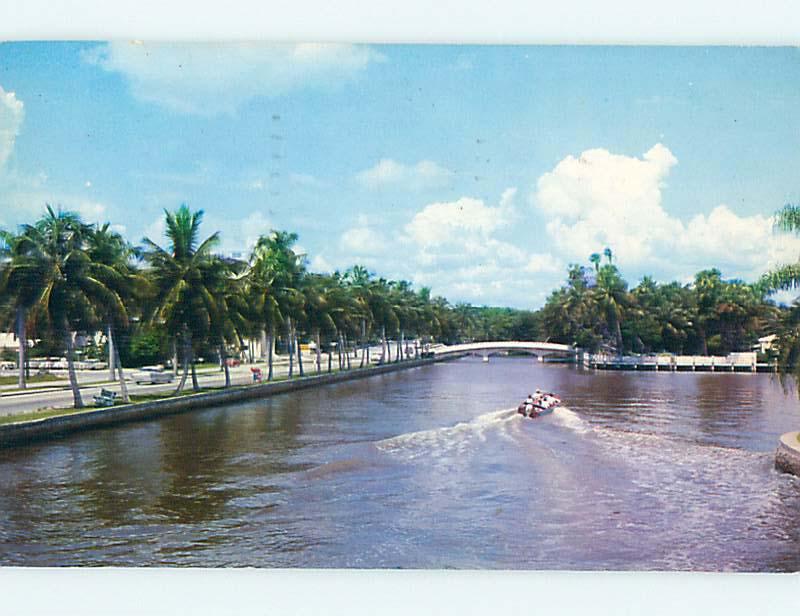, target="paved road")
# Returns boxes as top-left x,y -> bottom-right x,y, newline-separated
0,344 -> 407,417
